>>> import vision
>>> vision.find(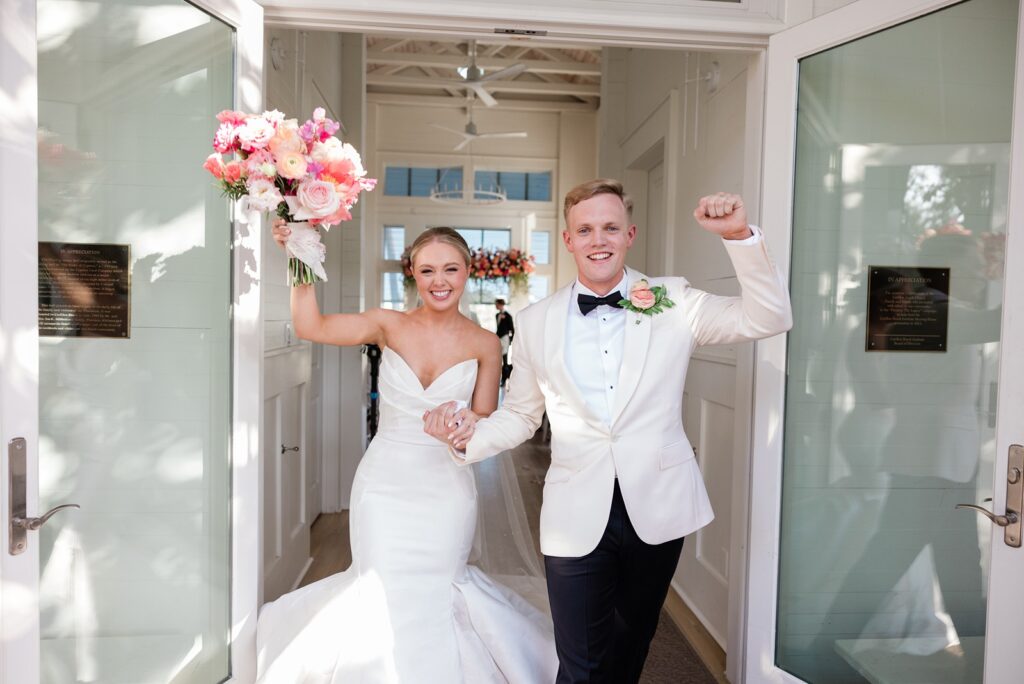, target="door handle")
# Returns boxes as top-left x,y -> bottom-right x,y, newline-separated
956,444 -> 1023,548
281,444 -> 299,454
8,437 -> 81,556
13,503 -> 81,531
